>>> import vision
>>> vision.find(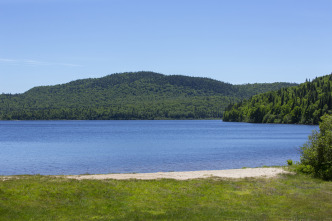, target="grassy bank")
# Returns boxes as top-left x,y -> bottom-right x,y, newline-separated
1,171 -> 331,220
